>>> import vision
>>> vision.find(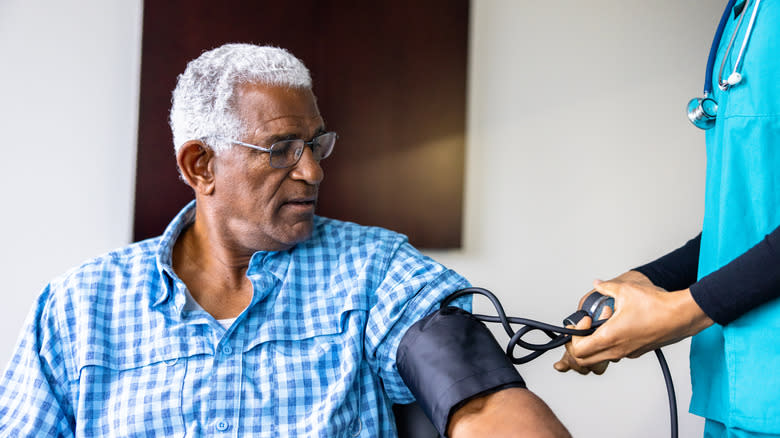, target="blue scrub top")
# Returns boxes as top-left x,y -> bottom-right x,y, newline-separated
691,0 -> 780,433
